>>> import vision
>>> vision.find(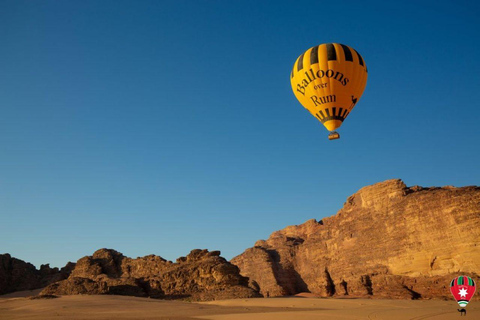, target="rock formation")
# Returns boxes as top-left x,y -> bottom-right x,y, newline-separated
0,254 -> 74,295
231,179 -> 480,300
41,248 -> 260,301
